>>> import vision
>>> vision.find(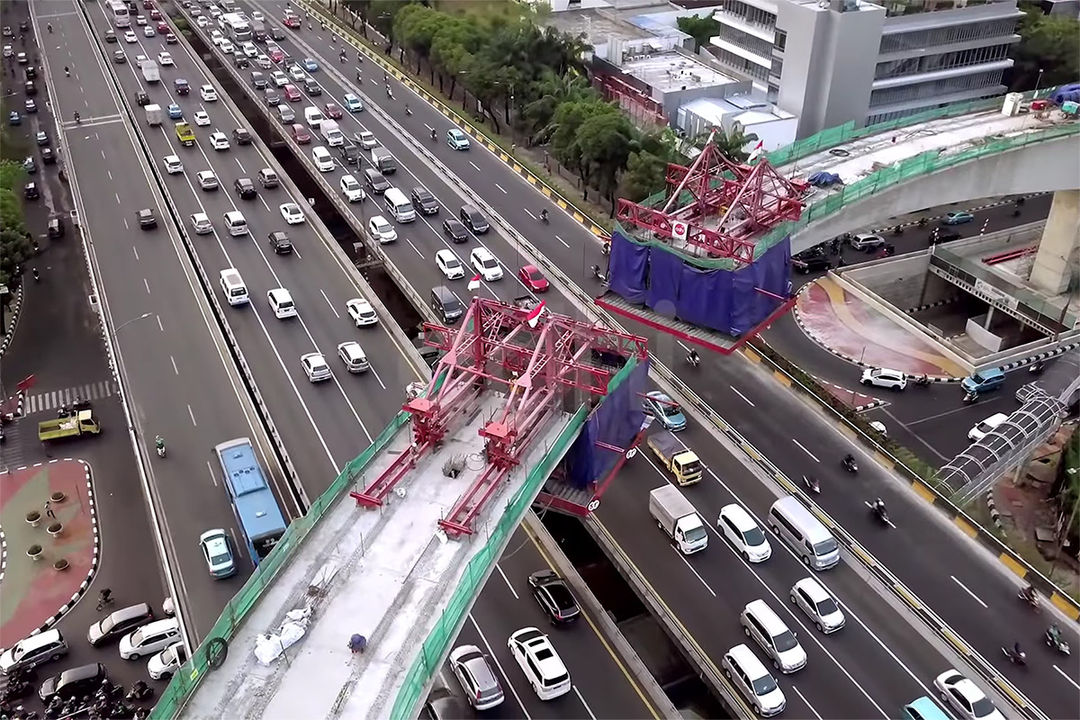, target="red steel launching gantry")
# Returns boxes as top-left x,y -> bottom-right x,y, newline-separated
615,130 -> 808,263
351,298 -> 648,538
